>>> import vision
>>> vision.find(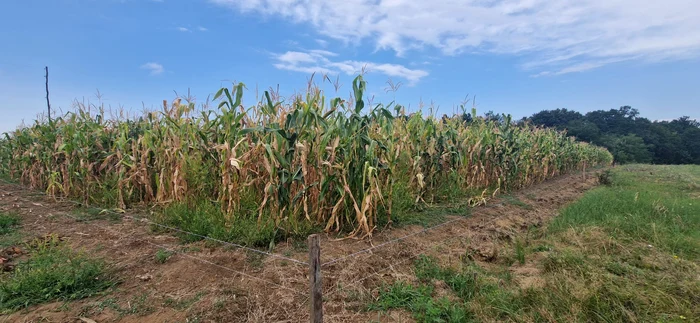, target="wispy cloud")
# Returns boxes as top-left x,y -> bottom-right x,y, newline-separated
315,39 -> 328,48
273,50 -> 428,84
211,0 -> 700,75
140,62 -> 164,75
178,26 -> 208,32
